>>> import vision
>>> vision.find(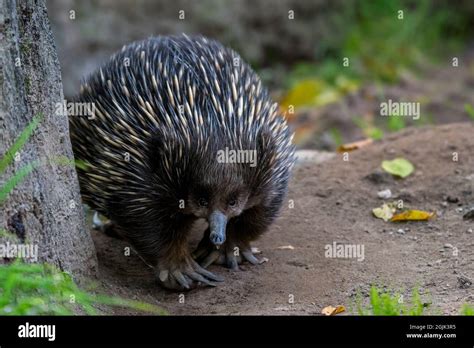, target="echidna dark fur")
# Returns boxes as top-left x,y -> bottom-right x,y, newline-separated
69,35 -> 295,290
